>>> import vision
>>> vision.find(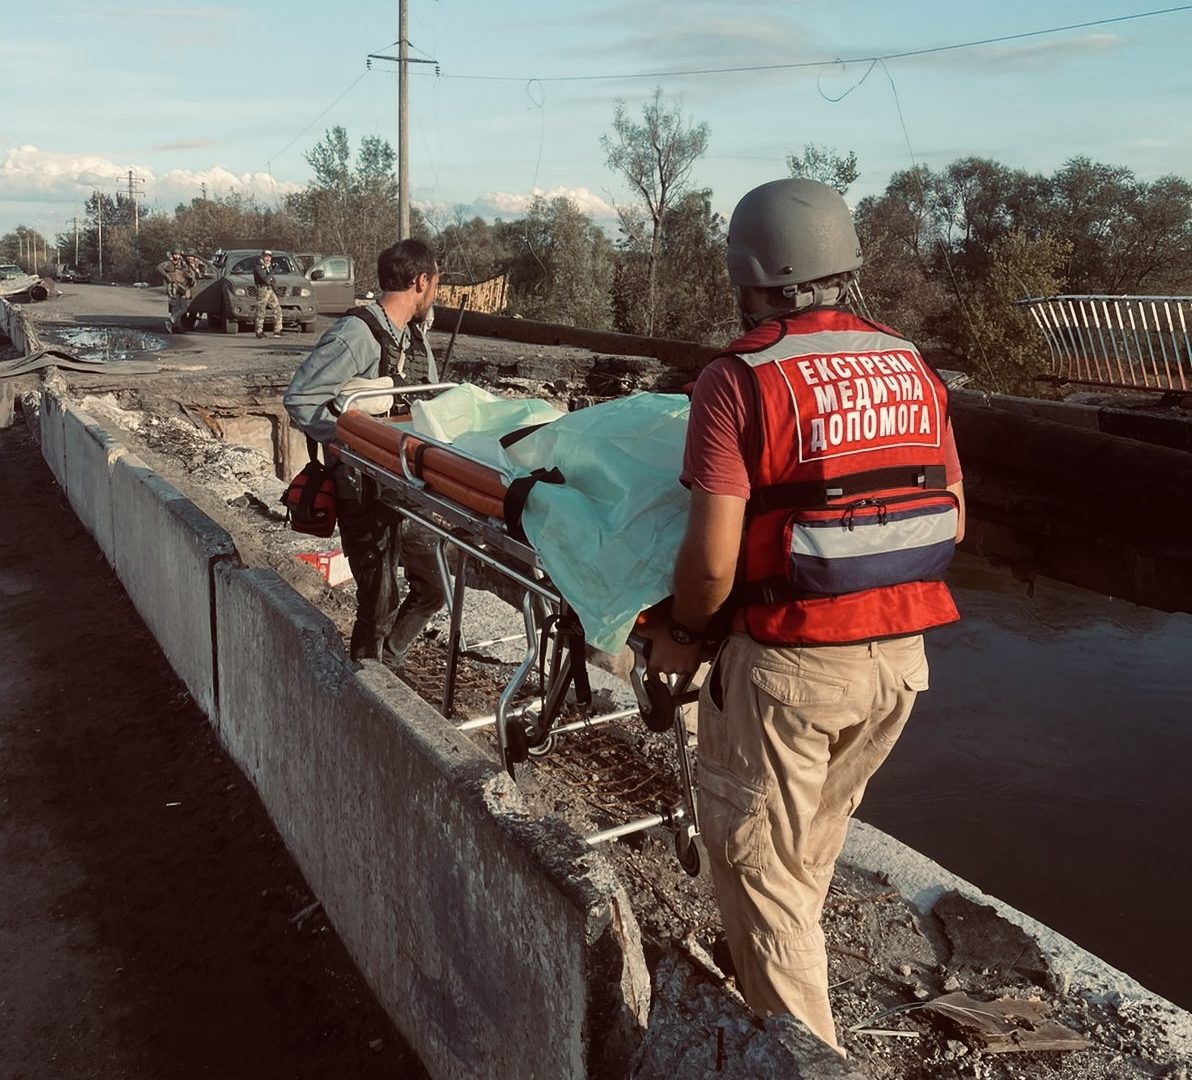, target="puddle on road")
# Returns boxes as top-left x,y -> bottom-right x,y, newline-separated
45,326 -> 171,362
